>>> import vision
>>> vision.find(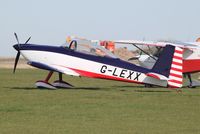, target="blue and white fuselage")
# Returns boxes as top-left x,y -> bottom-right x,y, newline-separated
13,39 -> 184,88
